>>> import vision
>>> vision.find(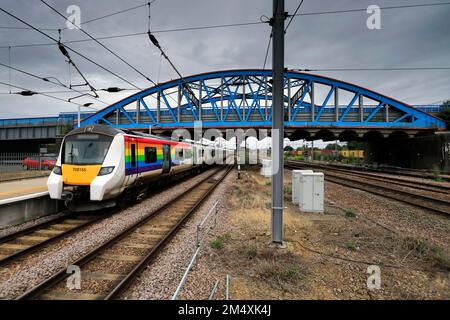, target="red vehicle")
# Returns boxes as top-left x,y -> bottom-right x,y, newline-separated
22,156 -> 56,170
